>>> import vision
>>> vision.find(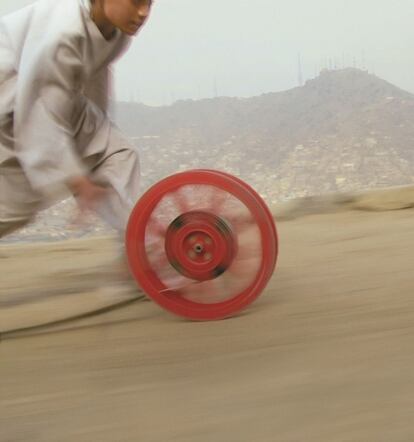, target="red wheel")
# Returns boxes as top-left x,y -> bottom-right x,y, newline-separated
126,169 -> 278,320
